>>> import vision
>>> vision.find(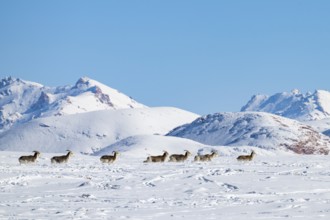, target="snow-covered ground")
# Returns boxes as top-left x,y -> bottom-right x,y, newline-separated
1,150 -> 330,219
